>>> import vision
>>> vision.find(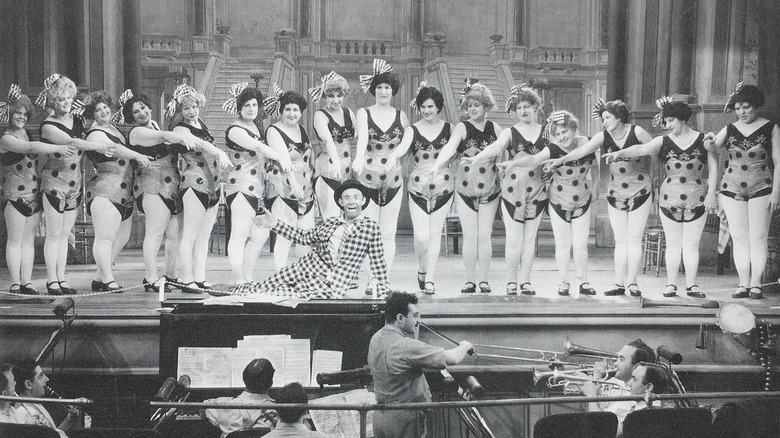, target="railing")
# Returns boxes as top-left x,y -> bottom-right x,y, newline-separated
5,391 -> 780,438
327,39 -> 392,56
530,46 -> 581,65
140,34 -> 184,57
